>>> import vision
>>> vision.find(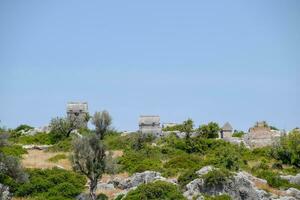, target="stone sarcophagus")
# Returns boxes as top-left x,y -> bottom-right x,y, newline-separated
139,115 -> 162,137
66,102 -> 89,128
